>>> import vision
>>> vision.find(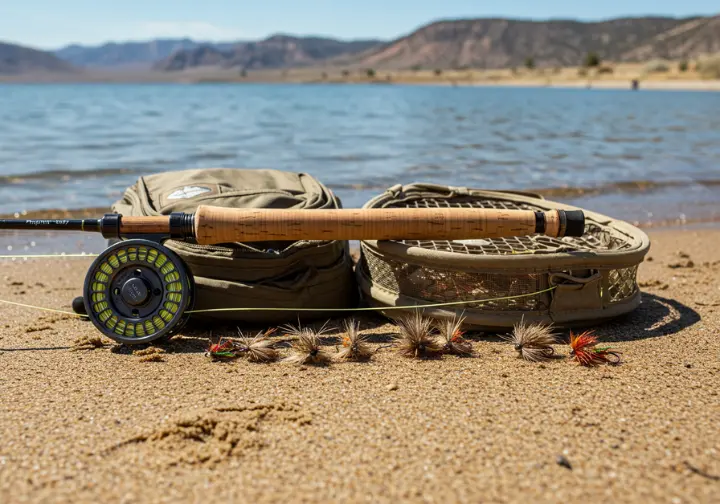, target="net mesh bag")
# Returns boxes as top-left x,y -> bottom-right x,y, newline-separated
356,184 -> 650,330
